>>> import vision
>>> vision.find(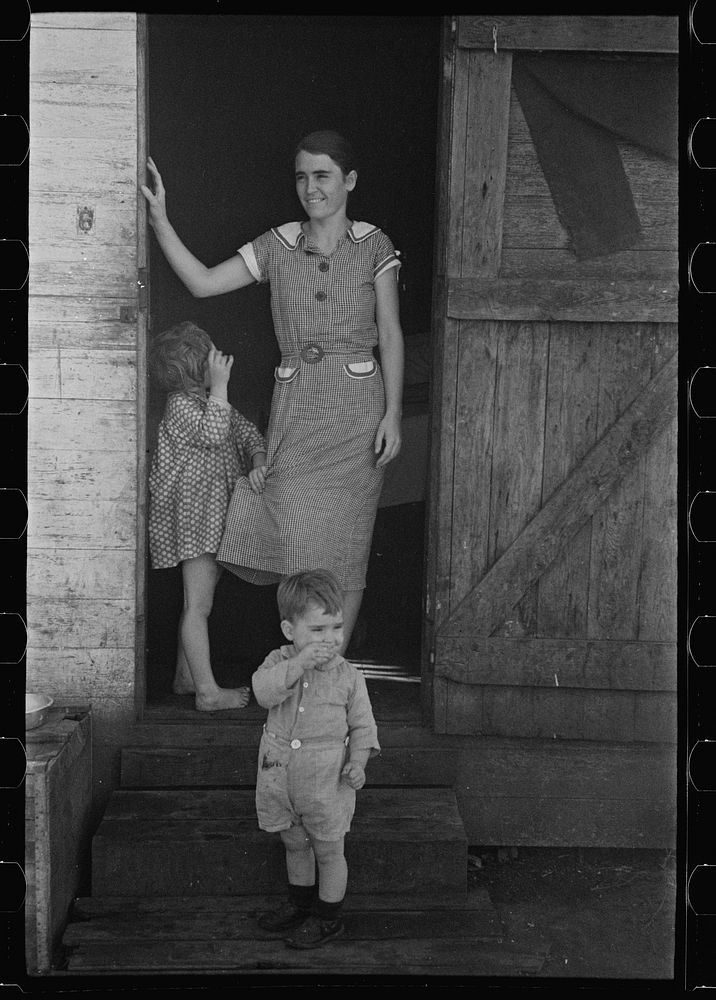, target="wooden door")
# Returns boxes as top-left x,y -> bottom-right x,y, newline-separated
424,16 -> 678,739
